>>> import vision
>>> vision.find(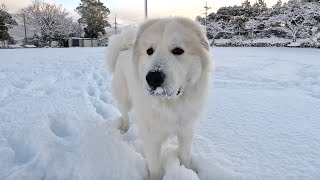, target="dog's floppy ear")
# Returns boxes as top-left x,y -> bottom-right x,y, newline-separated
174,17 -> 209,51
133,19 -> 159,50
198,31 -> 210,51
132,19 -> 160,65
